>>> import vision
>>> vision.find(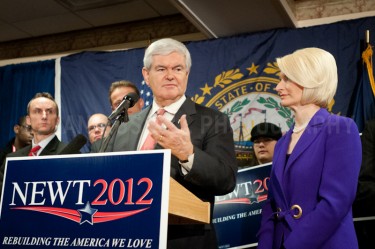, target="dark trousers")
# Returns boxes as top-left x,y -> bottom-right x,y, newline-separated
354,220 -> 375,249
167,224 -> 217,249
